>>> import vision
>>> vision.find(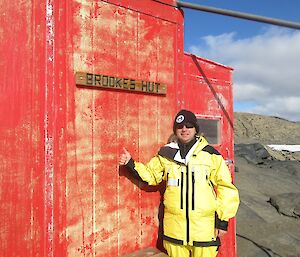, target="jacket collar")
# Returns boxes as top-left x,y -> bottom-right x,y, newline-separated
174,136 -> 208,165
159,136 -> 208,164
